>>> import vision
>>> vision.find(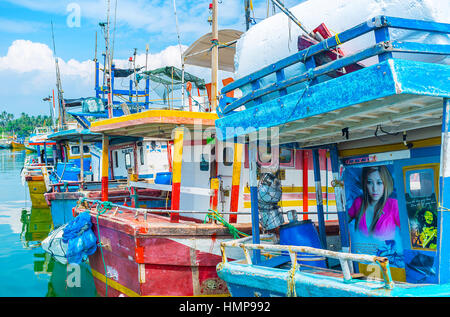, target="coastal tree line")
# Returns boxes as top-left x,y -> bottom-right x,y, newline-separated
0,111 -> 53,137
